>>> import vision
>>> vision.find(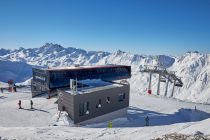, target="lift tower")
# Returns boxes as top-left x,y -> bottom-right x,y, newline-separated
140,65 -> 183,97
